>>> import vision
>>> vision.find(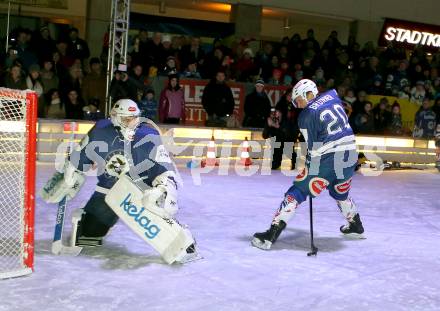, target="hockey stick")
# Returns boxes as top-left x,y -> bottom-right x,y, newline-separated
51,122 -> 82,256
307,197 -> 318,256
52,196 -> 82,256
